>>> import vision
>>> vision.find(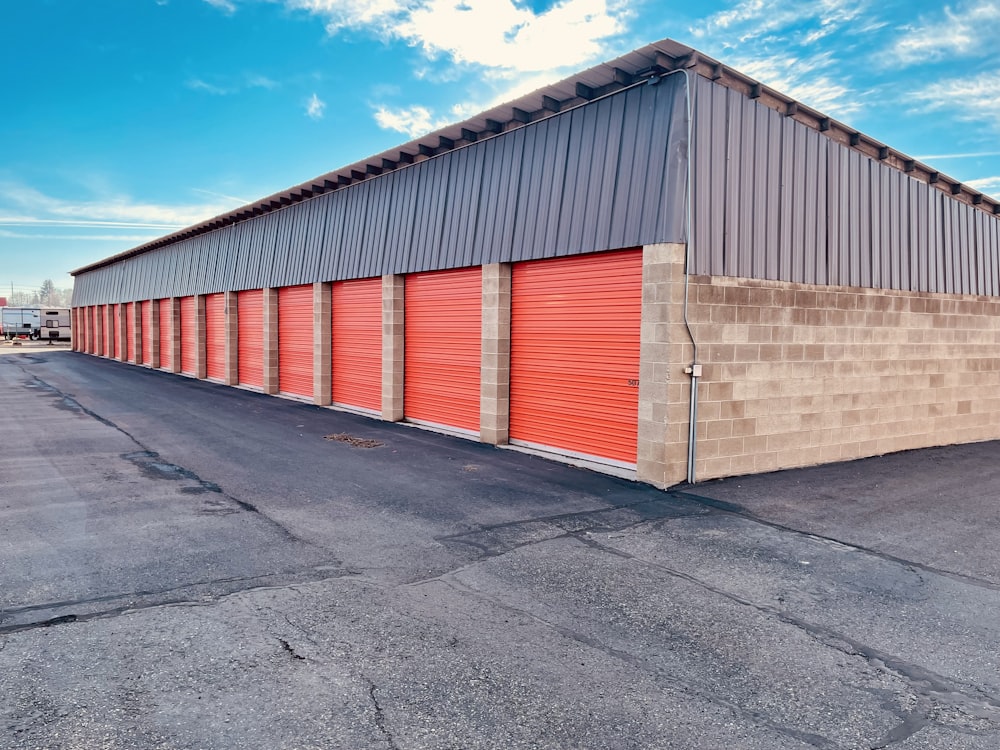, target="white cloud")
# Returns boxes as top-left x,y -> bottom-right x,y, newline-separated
186,74 -> 279,96
966,176 -> 1000,192
187,78 -> 233,96
0,183 -> 238,230
915,151 -> 1000,160
286,0 -> 626,74
910,77 -> 1000,131
372,104 -> 447,138
727,52 -> 864,119
889,1 -> 1000,65
306,93 -> 326,119
203,0 -> 236,13
690,0 -> 867,44
0,229 -> 163,241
